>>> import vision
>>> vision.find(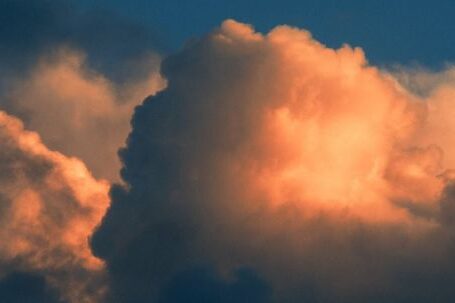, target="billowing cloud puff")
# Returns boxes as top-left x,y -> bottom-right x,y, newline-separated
92,20 -> 455,302
0,0 -> 165,183
5,48 -> 164,181
392,66 -> 455,170
0,111 -> 110,303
